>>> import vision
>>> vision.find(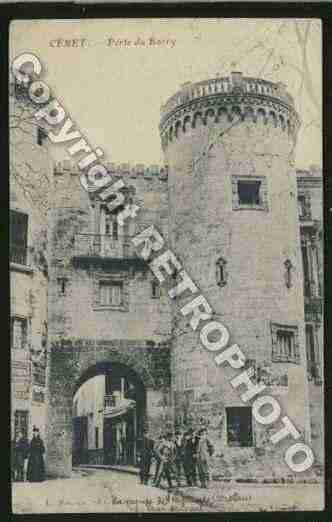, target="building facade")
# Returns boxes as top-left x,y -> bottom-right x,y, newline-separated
10,83 -> 52,441
10,73 -> 323,480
